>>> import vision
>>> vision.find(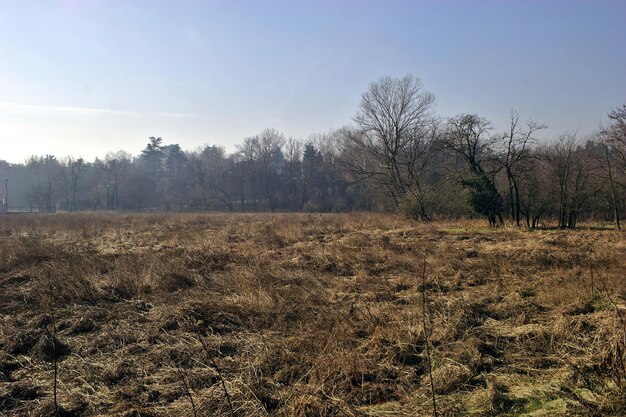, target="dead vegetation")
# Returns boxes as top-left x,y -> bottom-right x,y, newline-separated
0,212 -> 624,416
